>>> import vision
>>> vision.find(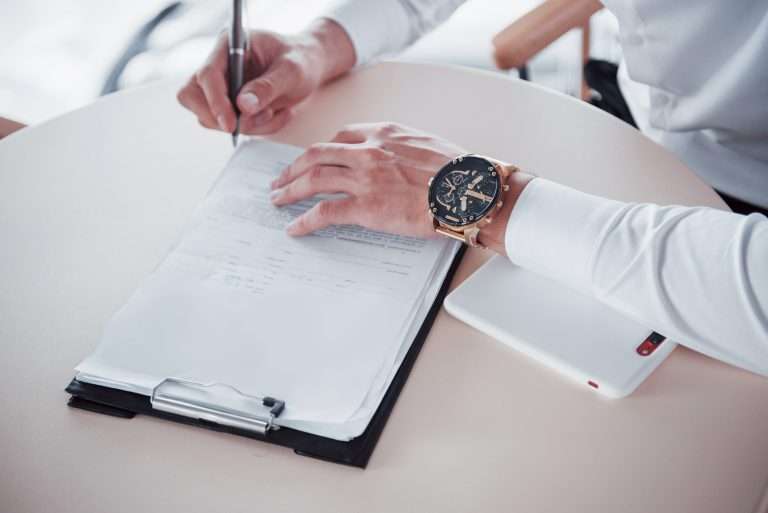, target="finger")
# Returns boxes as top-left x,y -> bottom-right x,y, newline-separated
177,78 -> 218,128
239,107 -> 293,135
265,96 -> 294,112
195,61 -> 237,132
239,96 -> 291,128
237,59 -> 301,116
198,115 -> 219,130
272,143 -> 375,189
286,197 -> 357,236
331,128 -> 366,144
239,107 -> 274,128
270,166 -> 357,206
